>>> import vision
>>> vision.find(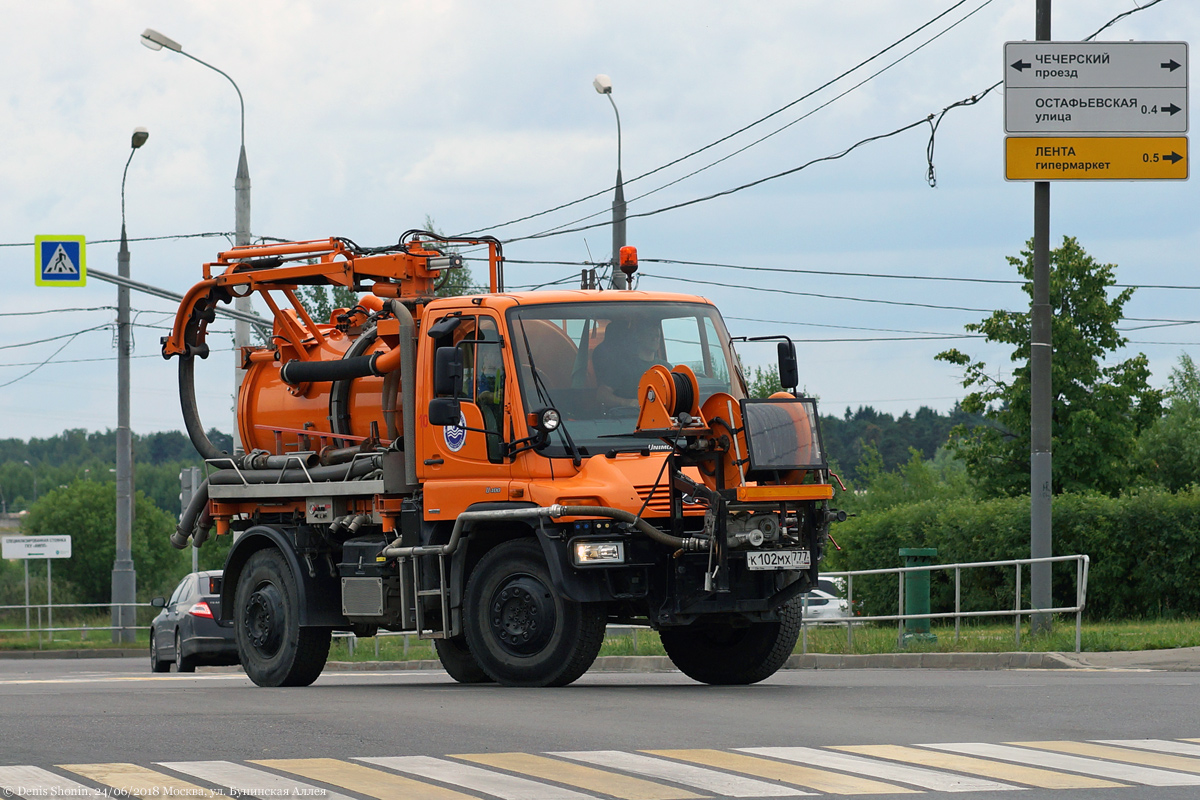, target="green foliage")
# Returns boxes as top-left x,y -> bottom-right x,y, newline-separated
834,486 -> 1200,621
747,365 -> 783,398
20,481 -> 185,603
1138,354 -> 1200,492
425,215 -> 481,297
835,444 -> 970,518
296,285 -> 360,325
937,236 -> 1162,497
